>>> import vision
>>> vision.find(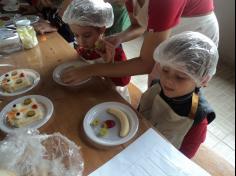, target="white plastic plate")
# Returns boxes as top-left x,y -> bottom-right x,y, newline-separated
53,60 -> 90,86
83,102 -> 139,146
0,69 -> 40,96
0,95 -> 54,133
